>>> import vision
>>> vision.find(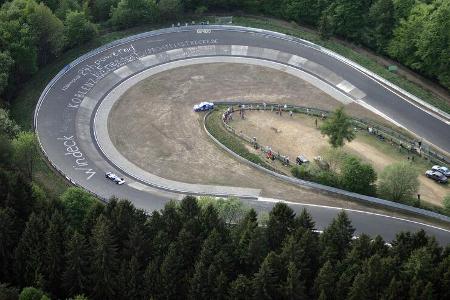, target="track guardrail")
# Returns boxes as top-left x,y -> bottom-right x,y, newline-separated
205,104 -> 450,223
